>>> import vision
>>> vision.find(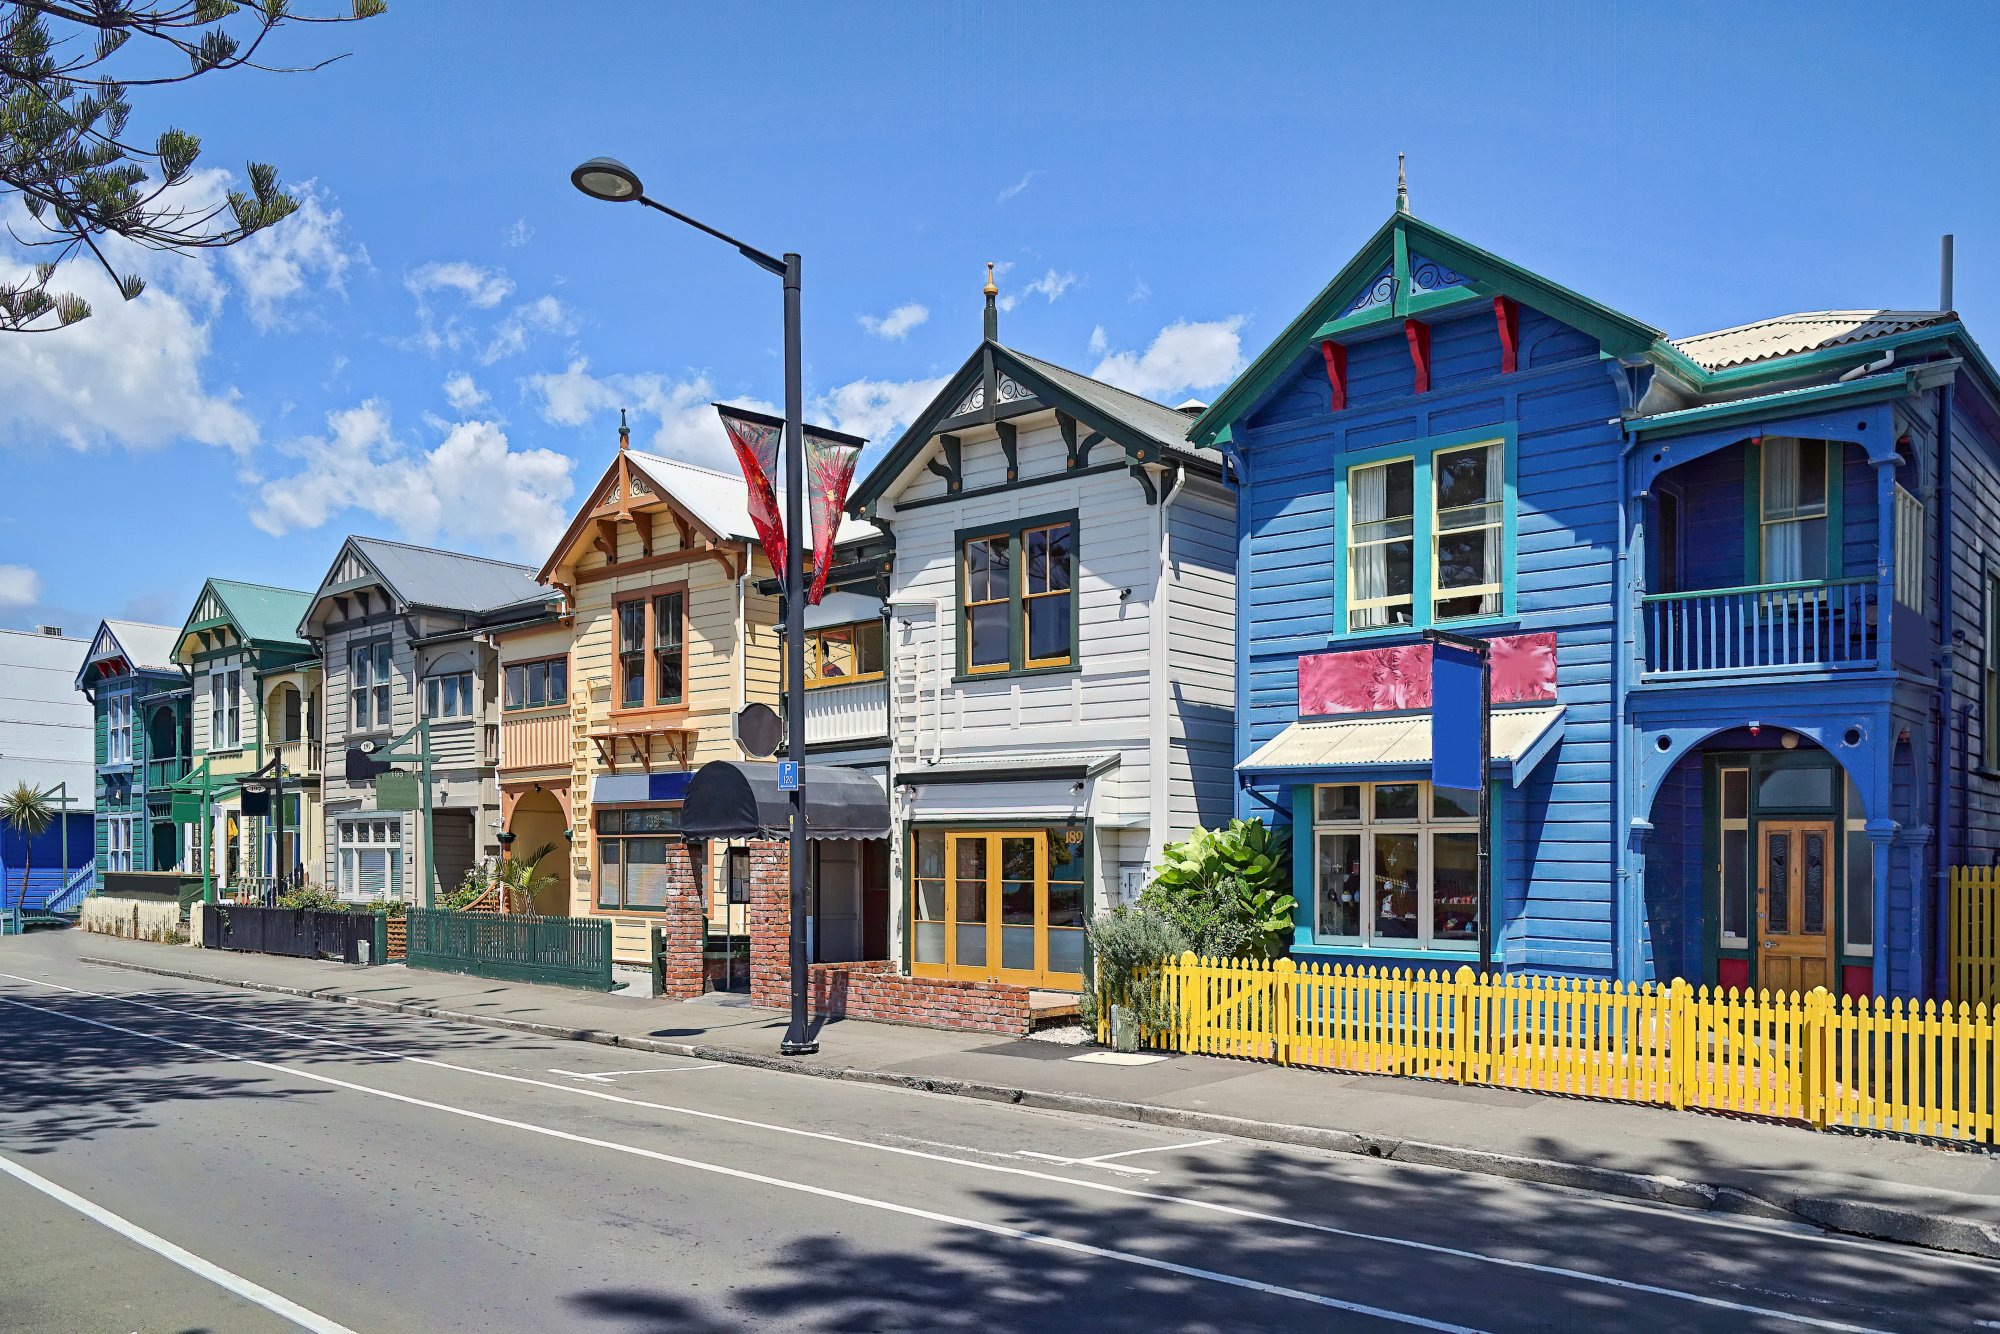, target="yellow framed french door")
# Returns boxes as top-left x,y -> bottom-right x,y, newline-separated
911,828 -> 1086,990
